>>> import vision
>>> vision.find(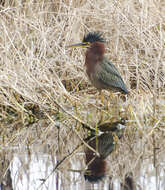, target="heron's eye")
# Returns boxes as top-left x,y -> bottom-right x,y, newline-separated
82,42 -> 91,46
